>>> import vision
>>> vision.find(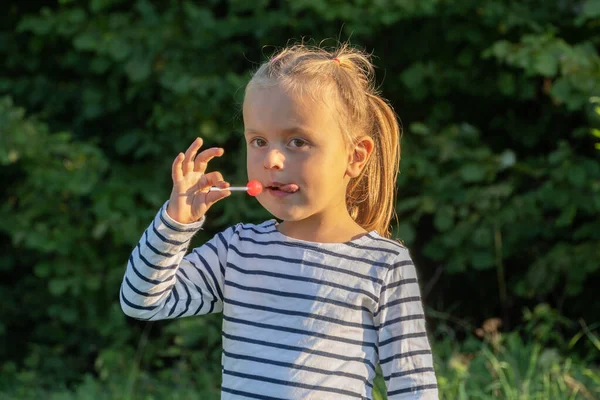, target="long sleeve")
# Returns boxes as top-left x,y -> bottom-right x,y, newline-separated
375,249 -> 439,399
120,202 -> 235,321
